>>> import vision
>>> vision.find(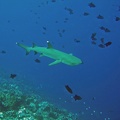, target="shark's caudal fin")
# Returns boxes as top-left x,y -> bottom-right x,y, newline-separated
16,42 -> 30,55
